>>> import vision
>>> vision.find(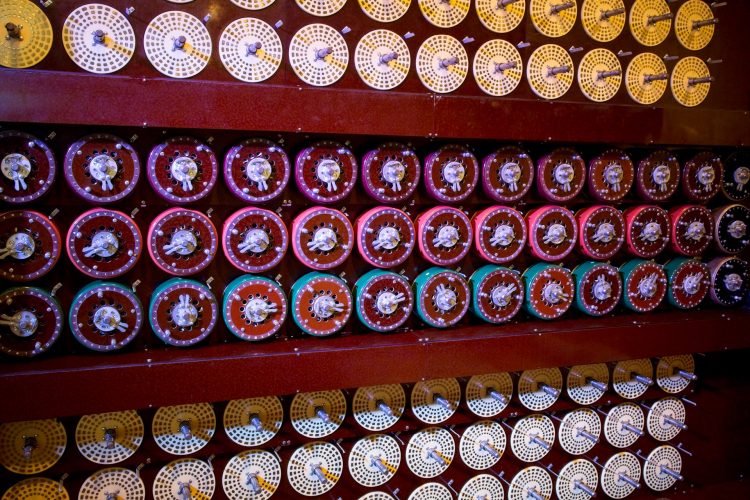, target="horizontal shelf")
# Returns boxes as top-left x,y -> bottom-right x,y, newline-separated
1,308 -> 748,422
1,70 -> 748,146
